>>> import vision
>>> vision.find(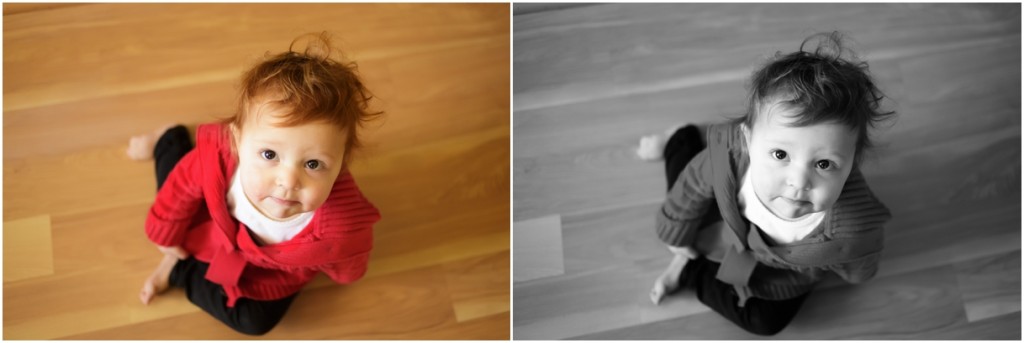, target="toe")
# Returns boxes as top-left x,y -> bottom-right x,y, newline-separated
140,282 -> 155,305
637,136 -> 664,161
140,290 -> 151,305
650,284 -> 665,305
639,135 -> 657,145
